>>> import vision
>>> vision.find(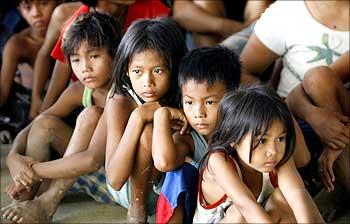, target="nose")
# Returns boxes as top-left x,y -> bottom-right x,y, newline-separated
194,104 -> 206,119
30,4 -> 42,17
266,144 -> 278,157
143,72 -> 154,87
81,59 -> 91,73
